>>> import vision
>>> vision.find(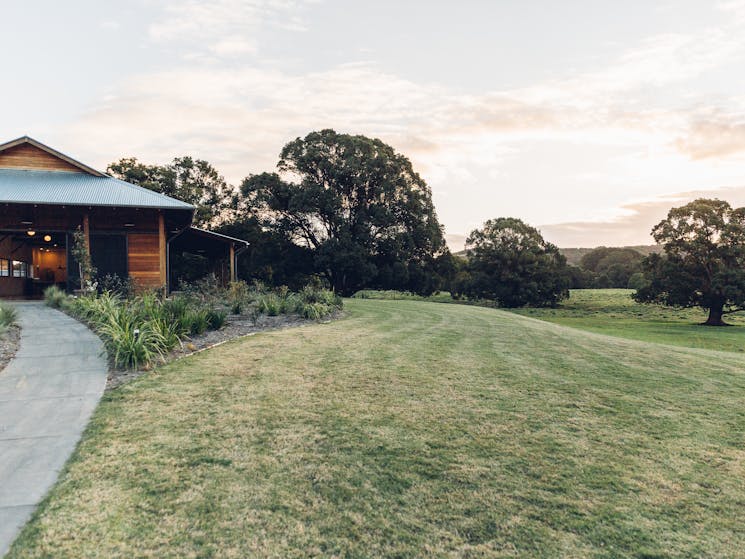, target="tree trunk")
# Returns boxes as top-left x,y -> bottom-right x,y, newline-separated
704,304 -> 727,326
